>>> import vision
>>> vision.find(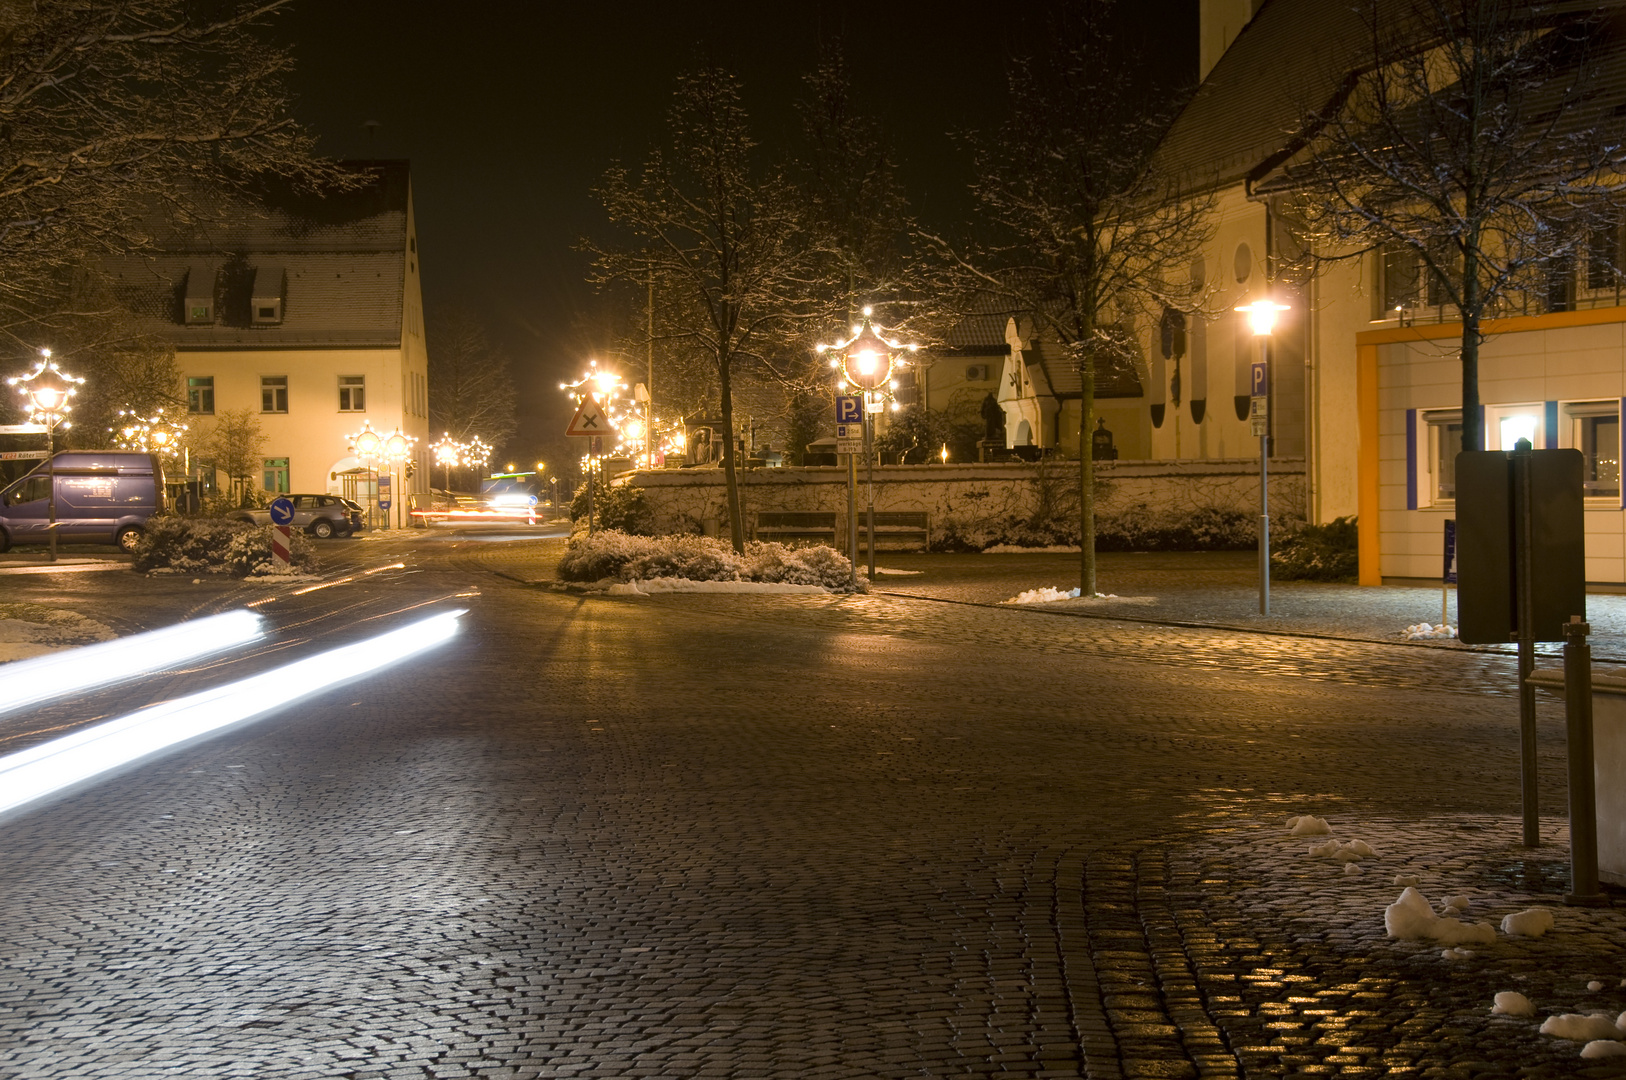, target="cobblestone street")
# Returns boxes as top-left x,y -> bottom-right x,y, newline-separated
2,537 -> 1623,1078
